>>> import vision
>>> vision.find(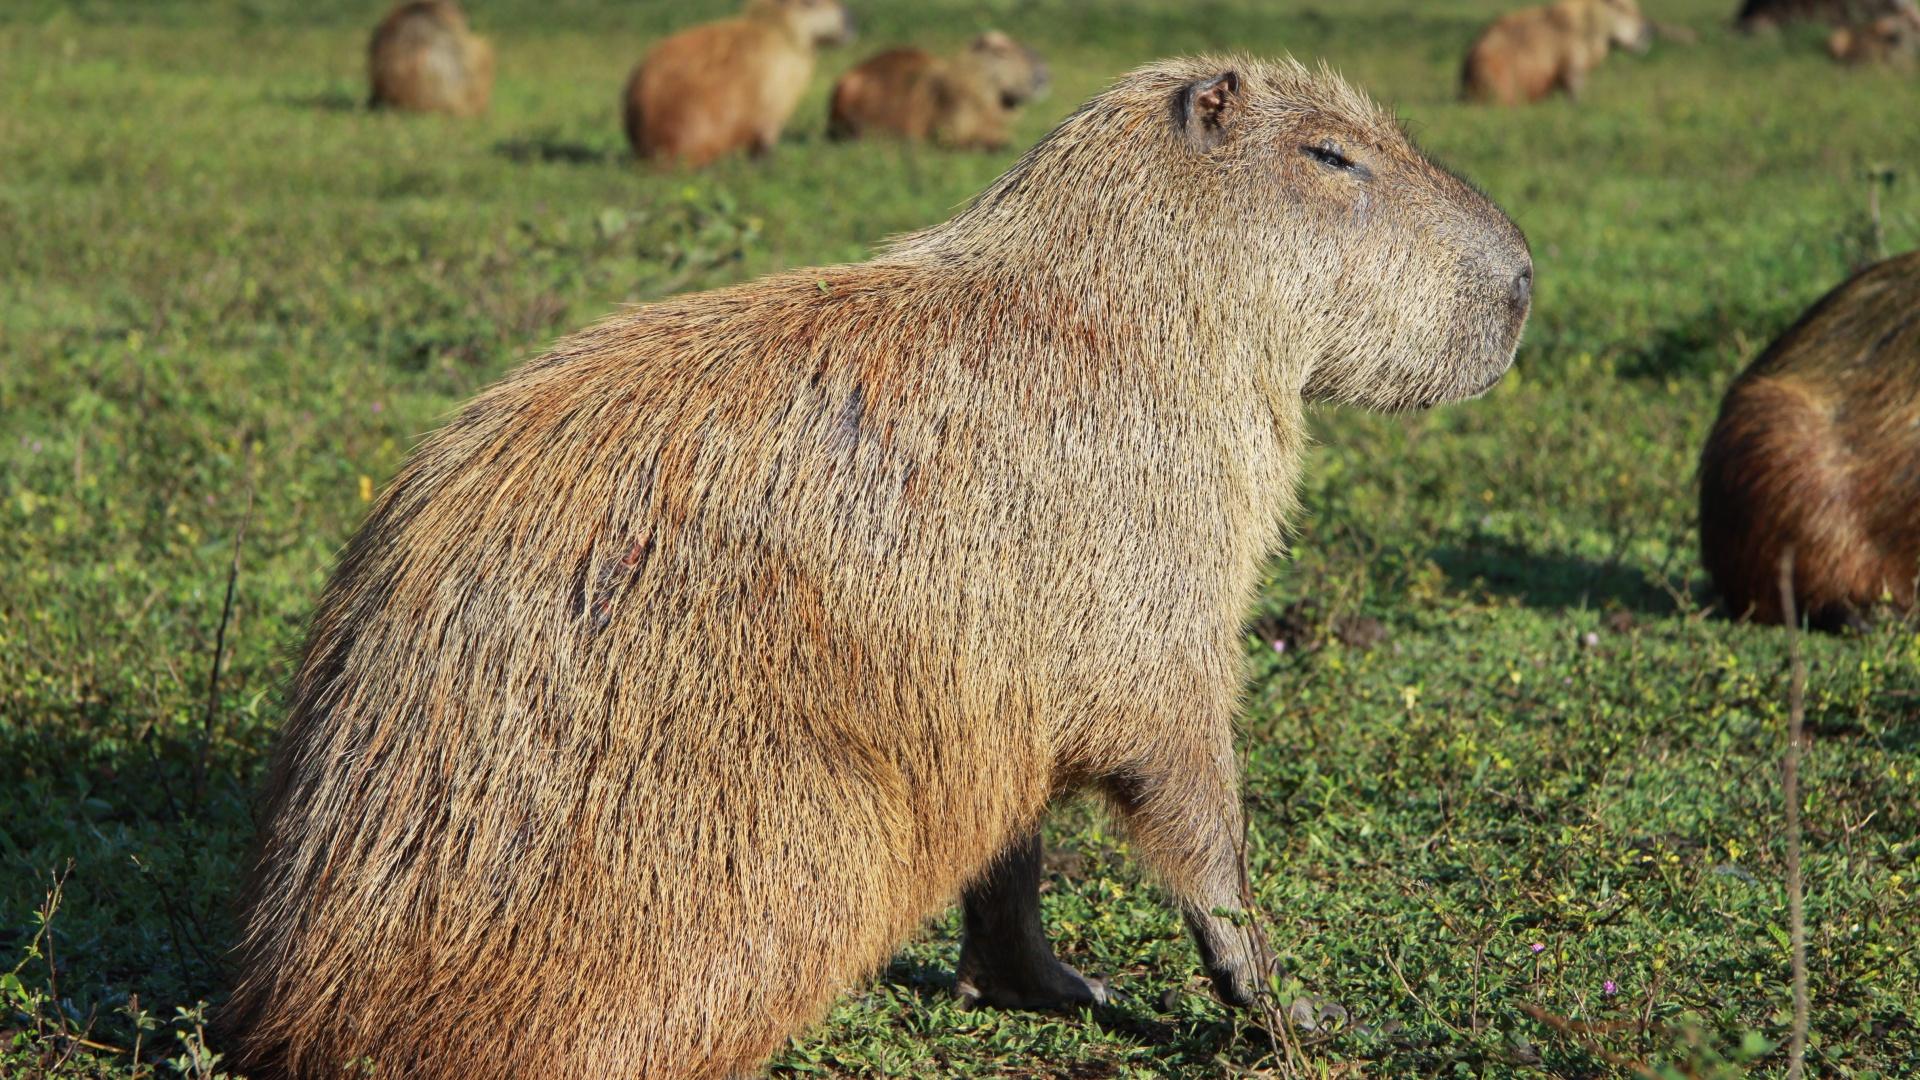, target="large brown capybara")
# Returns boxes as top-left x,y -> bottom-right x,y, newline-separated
1699,251 -> 1920,630
1737,0 -> 1916,30
222,56 -> 1532,1080
828,31 -> 1050,149
1462,0 -> 1653,105
624,0 -> 856,166
1828,5 -> 1920,64
367,0 -> 494,117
